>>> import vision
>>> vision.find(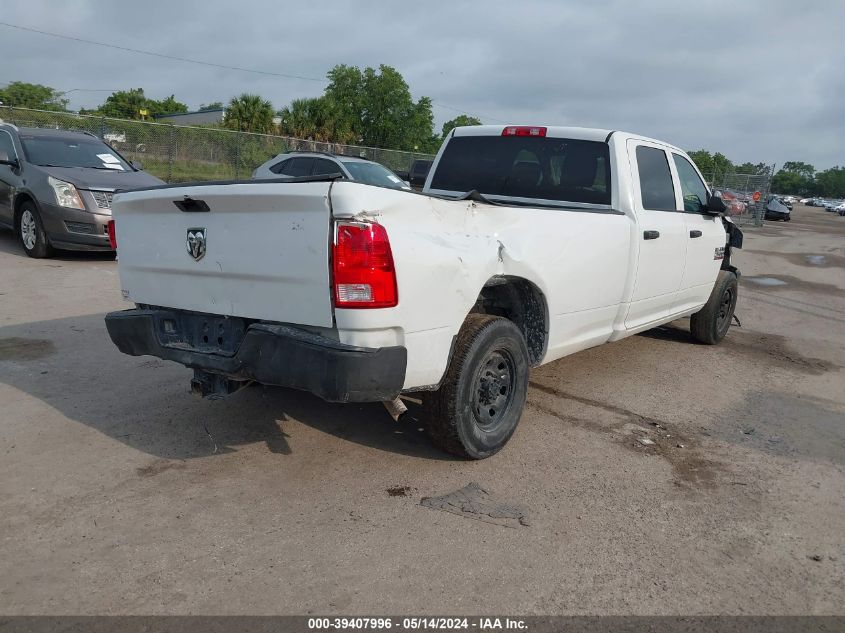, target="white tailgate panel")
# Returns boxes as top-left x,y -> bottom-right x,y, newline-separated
114,181 -> 333,327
